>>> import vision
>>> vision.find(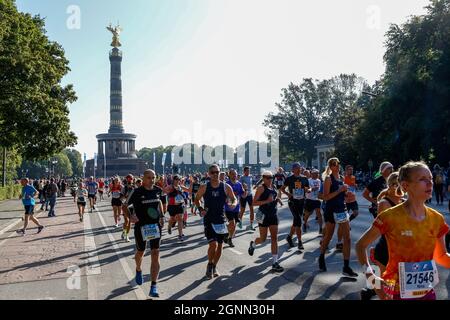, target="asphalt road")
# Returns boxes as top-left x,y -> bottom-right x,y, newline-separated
0,192 -> 449,300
